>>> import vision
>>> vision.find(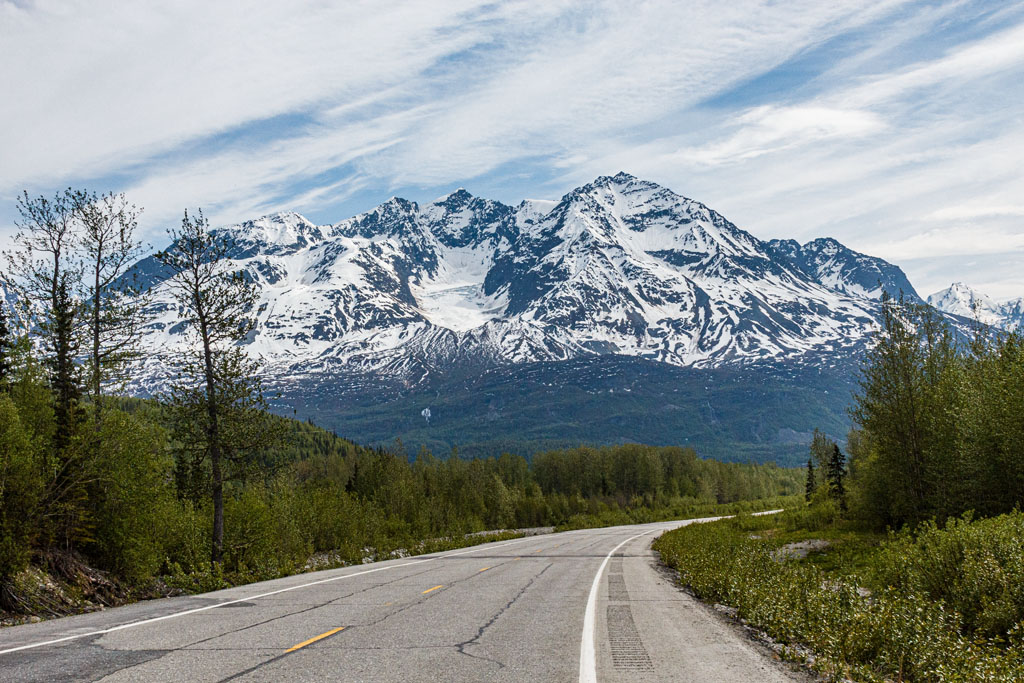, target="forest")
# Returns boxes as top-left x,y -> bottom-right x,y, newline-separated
0,188 -> 800,618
